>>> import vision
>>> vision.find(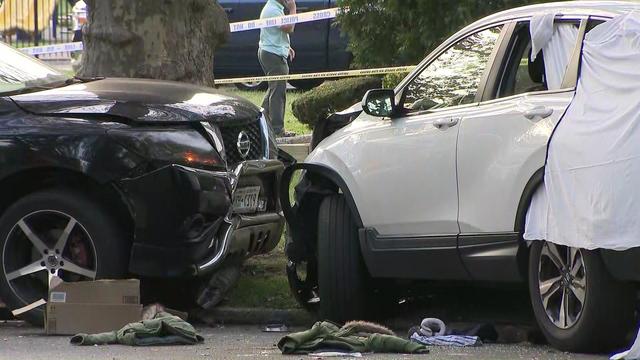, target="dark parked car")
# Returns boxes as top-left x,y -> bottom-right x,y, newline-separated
0,42 -> 285,324
215,0 -> 351,90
